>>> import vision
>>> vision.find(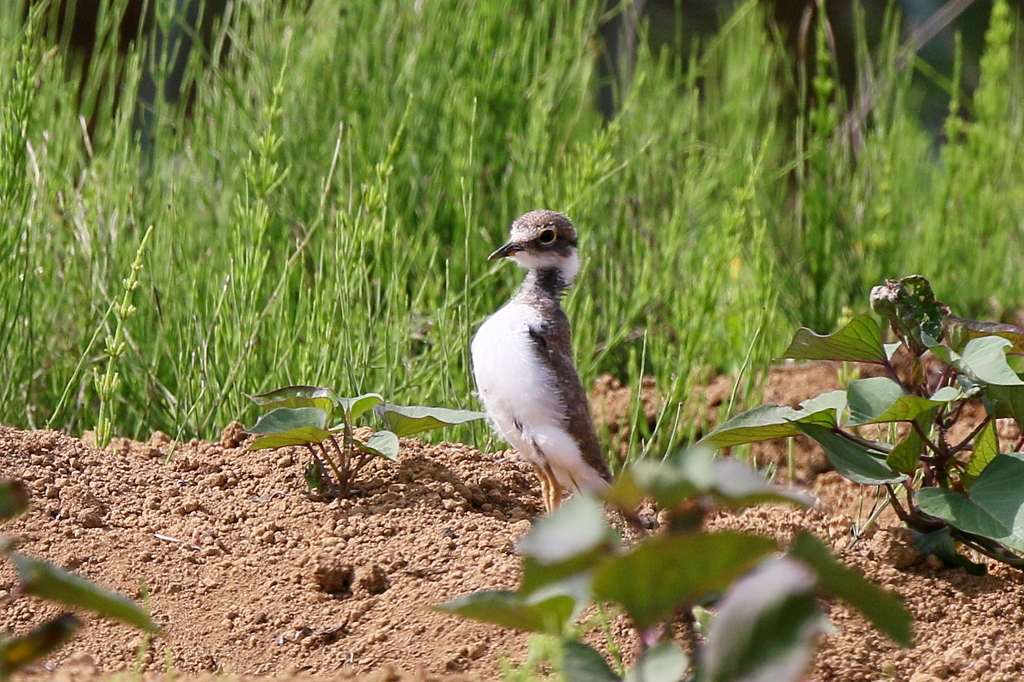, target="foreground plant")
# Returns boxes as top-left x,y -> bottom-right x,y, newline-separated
0,480 -> 160,679
243,386 -> 484,497
703,275 -> 1024,571
436,448 -> 911,682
